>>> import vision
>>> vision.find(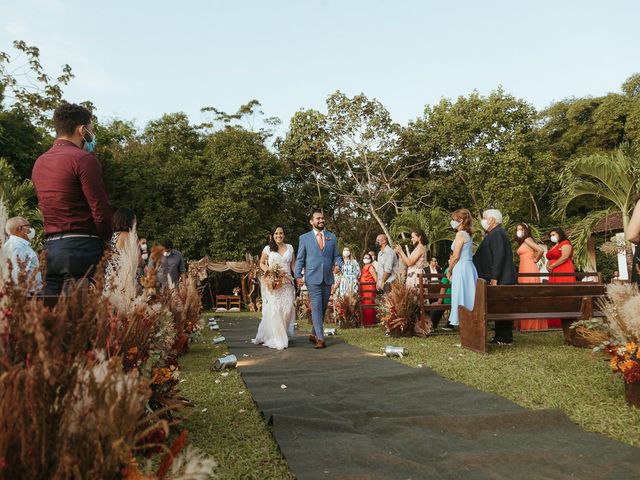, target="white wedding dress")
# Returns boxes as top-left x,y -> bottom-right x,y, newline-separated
252,244 -> 296,350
